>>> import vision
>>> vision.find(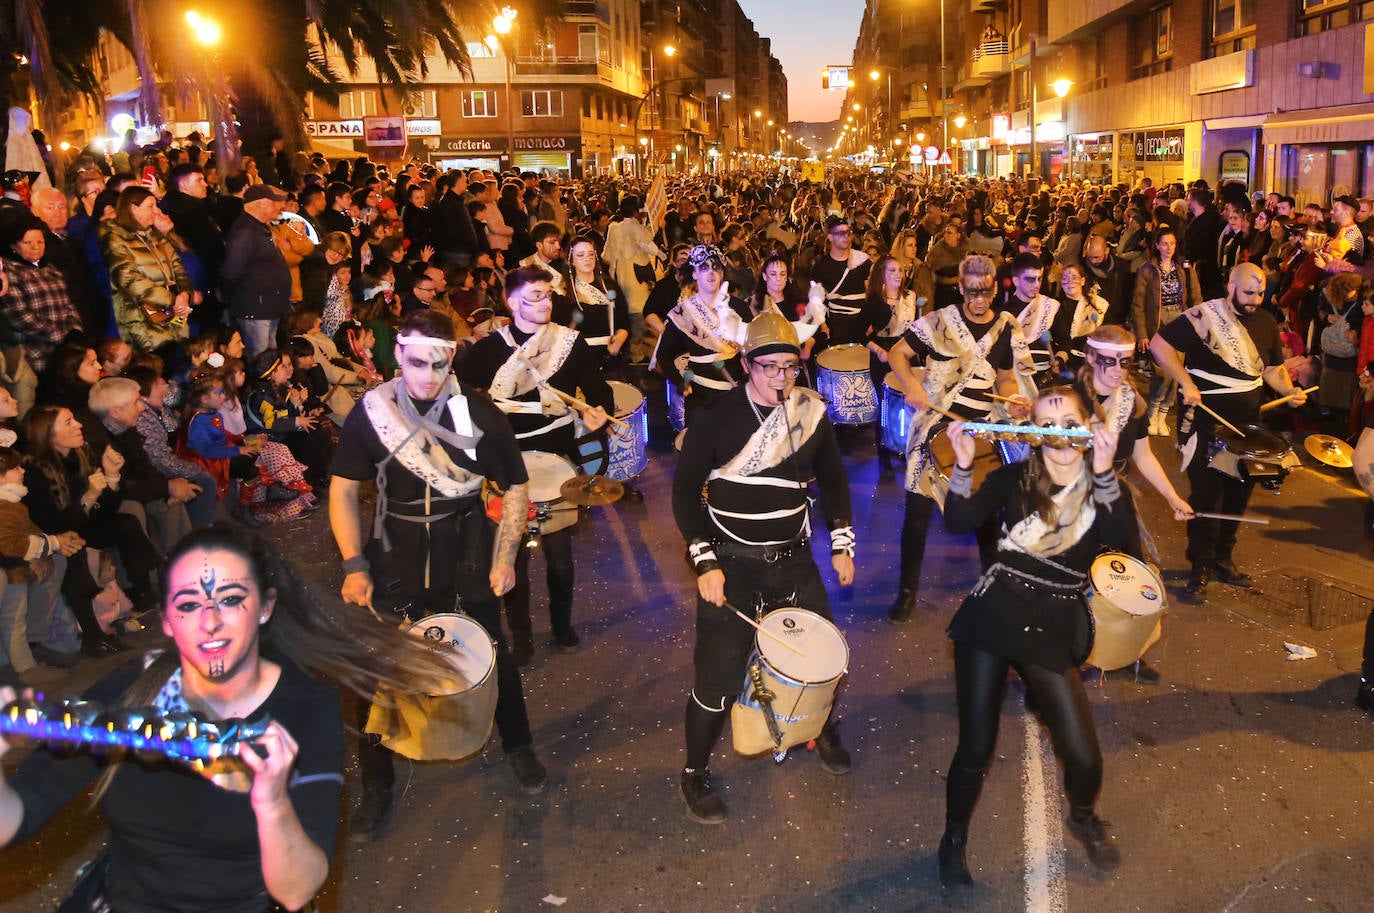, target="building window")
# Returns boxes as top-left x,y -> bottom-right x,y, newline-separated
462,90 -> 497,118
1208,0 -> 1257,57
1298,0 -> 1374,35
1131,5 -> 1173,79
466,40 -> 495,59
521,89 -> 564,117
1089,34 -> 1109,91
404,90 -> 438,118
337,90 -> 379,119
